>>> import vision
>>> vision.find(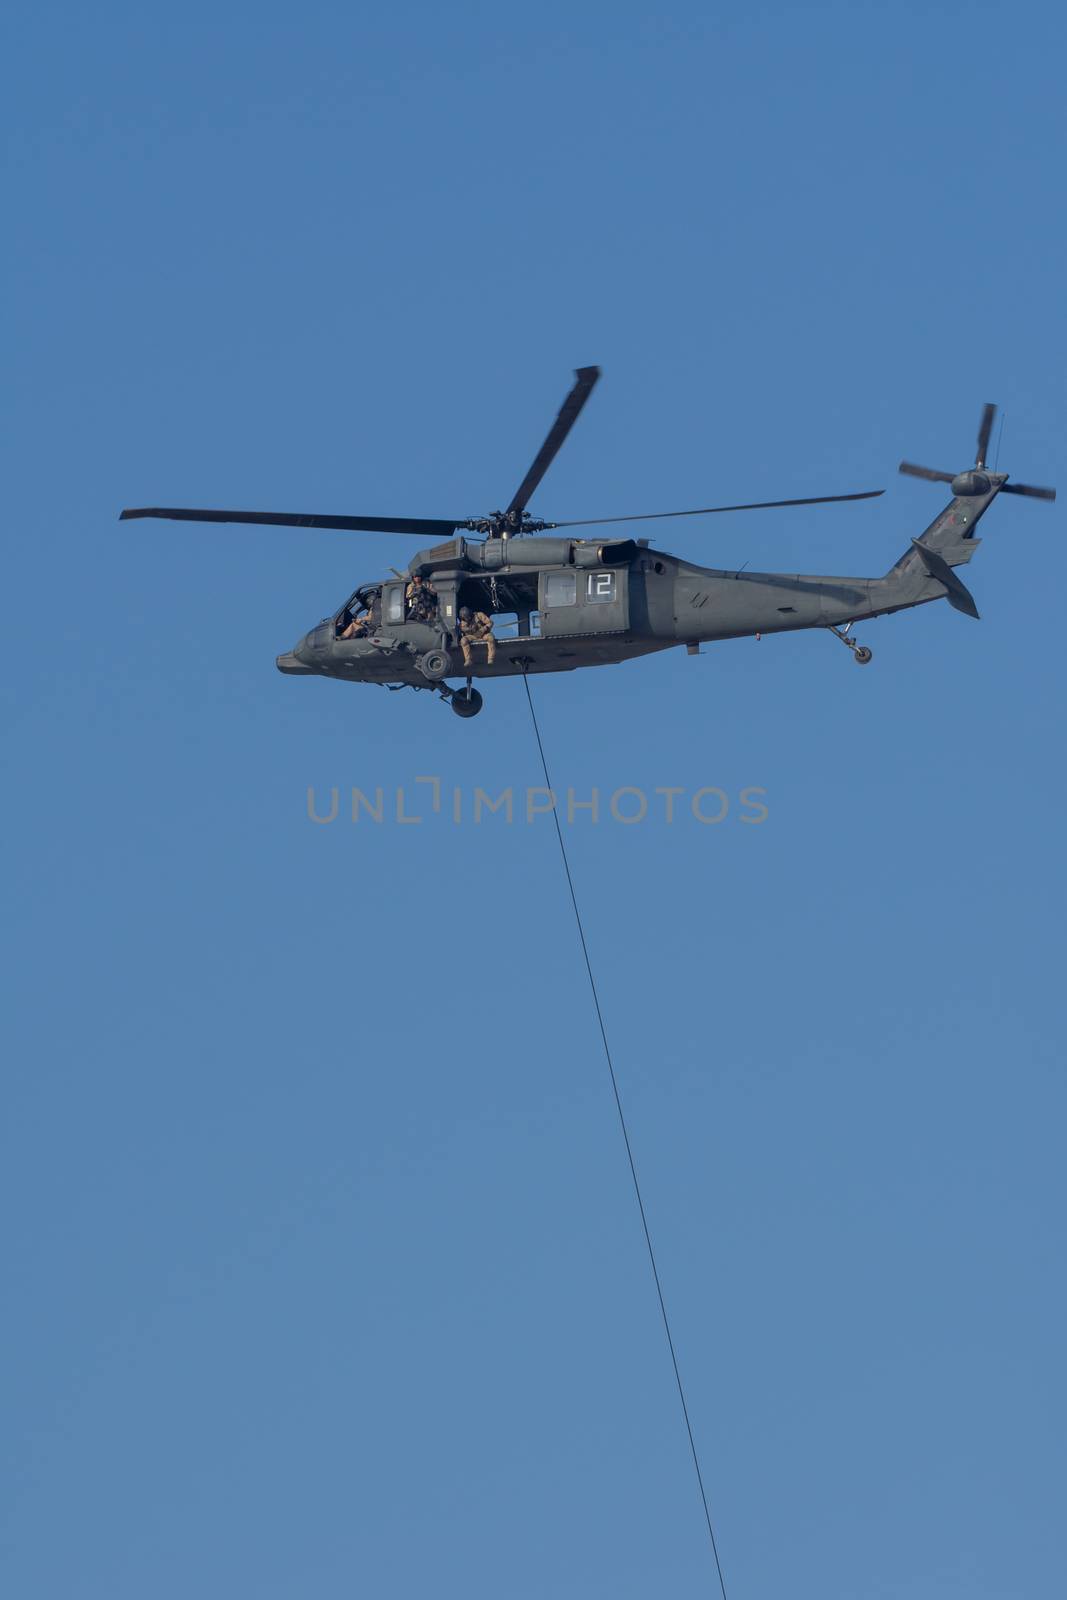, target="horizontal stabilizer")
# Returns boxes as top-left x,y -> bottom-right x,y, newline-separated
910,539 -> 980,619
